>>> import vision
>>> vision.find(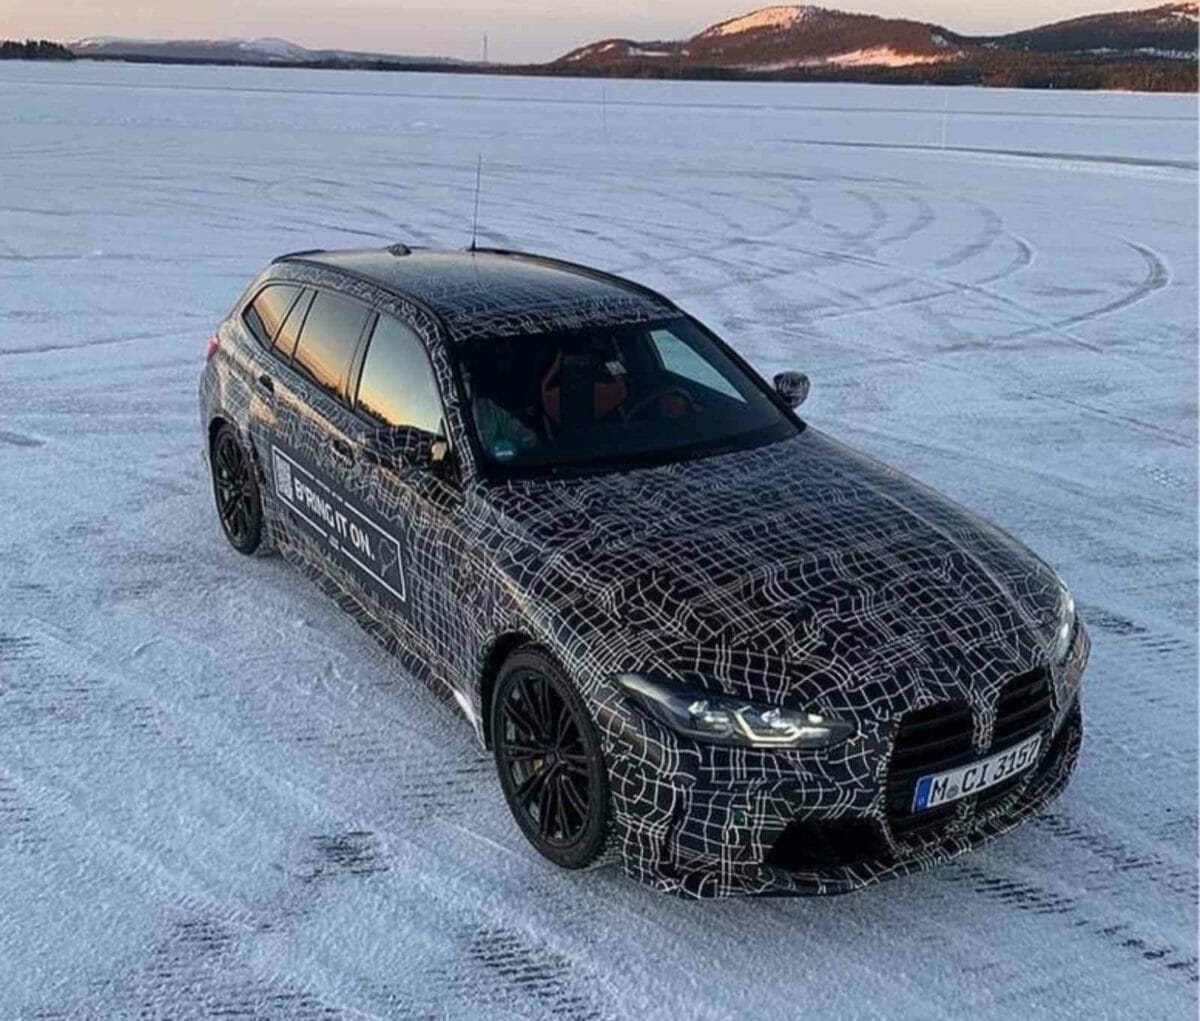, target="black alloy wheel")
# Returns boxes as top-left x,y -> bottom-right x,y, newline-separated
211,423 -> 263,555
492,649 -> 609,869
